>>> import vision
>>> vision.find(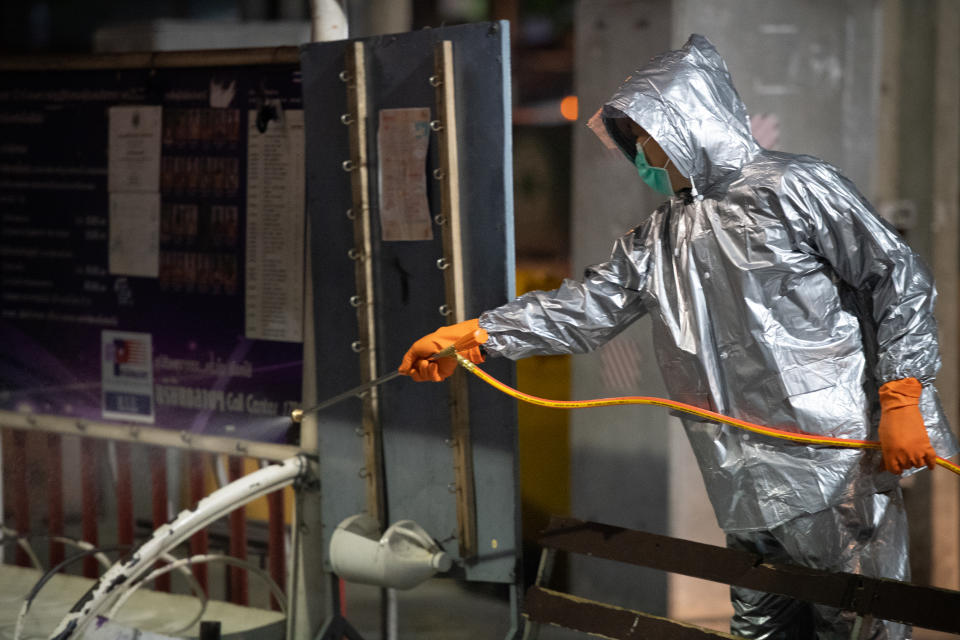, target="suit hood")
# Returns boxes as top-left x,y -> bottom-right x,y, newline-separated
602,34 -> 760,196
